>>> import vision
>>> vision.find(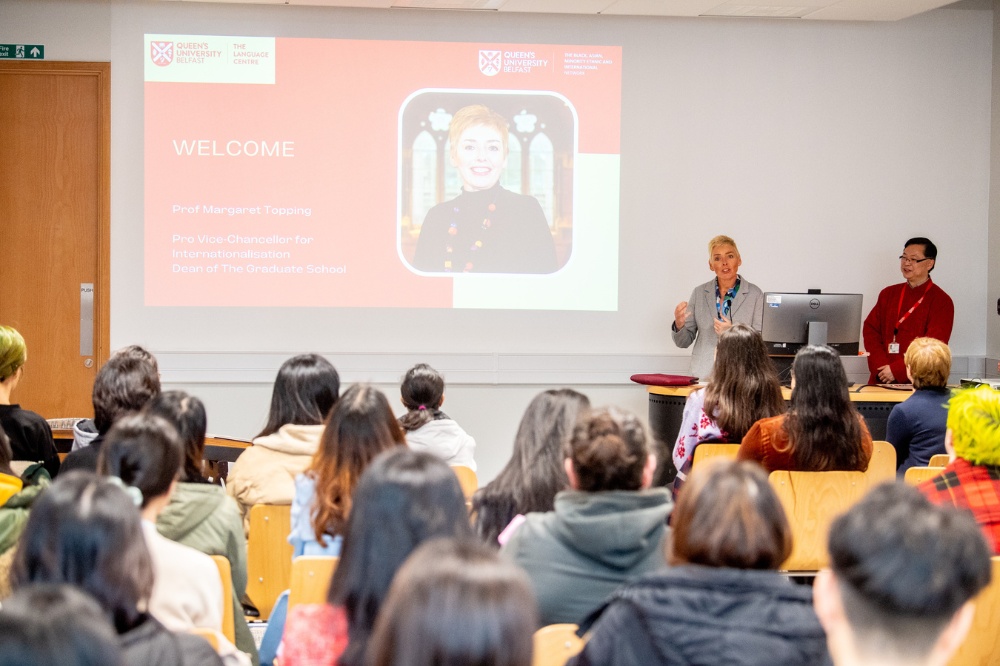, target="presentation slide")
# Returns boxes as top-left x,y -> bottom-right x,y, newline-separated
144,35 -> 622,310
